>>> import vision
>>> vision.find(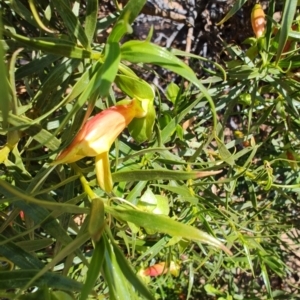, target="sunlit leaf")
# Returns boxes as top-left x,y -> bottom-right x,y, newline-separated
105,206 -> 232,255
80,238 -> 105,300
112,169 -> 222,183
275,0 -> 298,63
